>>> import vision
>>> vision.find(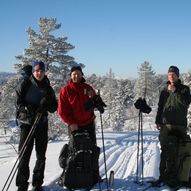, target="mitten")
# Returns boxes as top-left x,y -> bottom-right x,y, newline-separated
93,95 -> 107,114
